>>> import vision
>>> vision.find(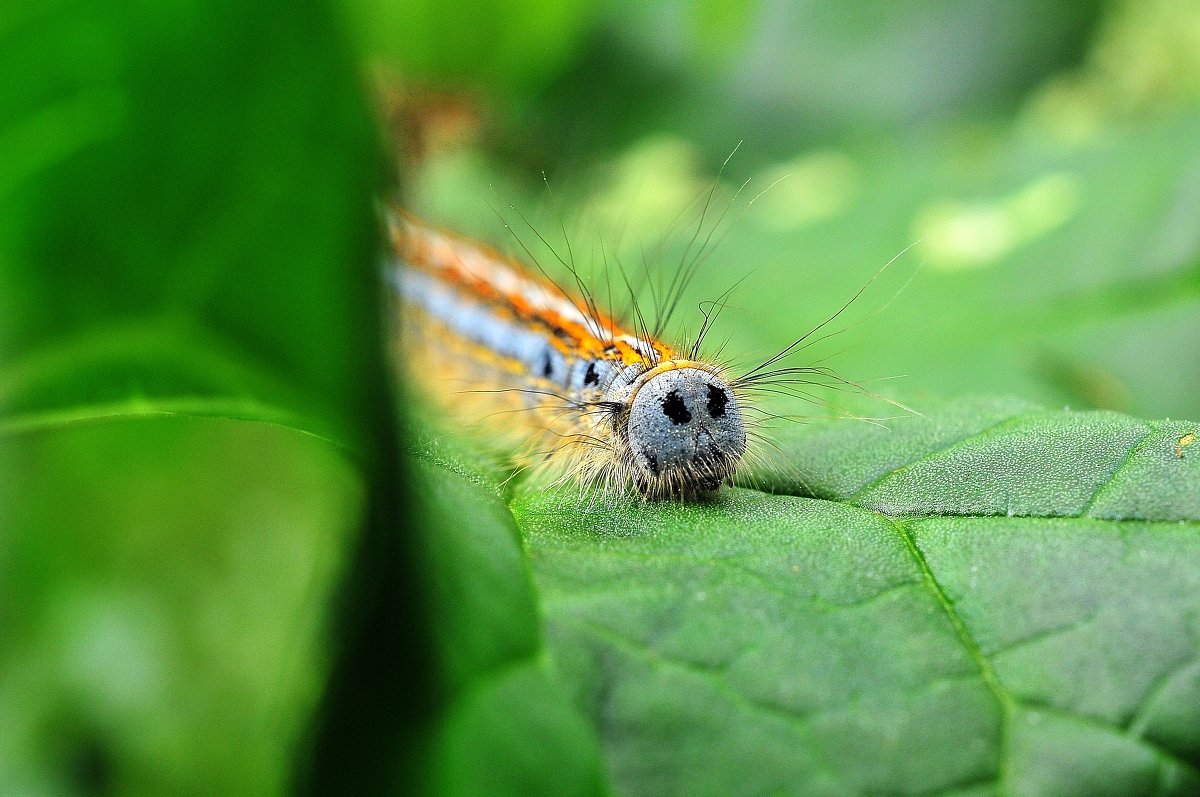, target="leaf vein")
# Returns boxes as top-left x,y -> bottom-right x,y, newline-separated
0,398 -> 345,448
883,514 -> 1014,797
1081,425 -> 1157,516
1017,699 -> 1200,784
